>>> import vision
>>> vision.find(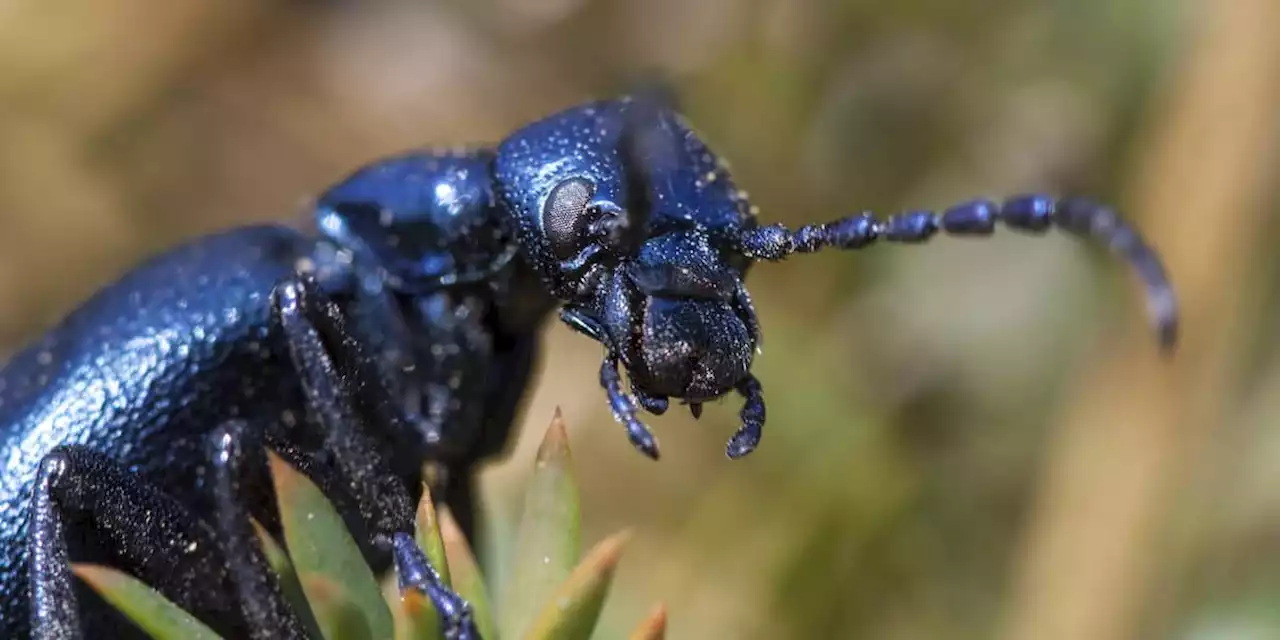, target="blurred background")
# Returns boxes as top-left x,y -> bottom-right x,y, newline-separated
0,0 -> 1277,638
